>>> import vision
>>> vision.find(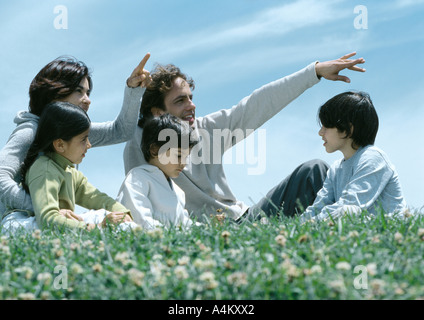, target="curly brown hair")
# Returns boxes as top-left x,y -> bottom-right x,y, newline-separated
138,64 -> 194,128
